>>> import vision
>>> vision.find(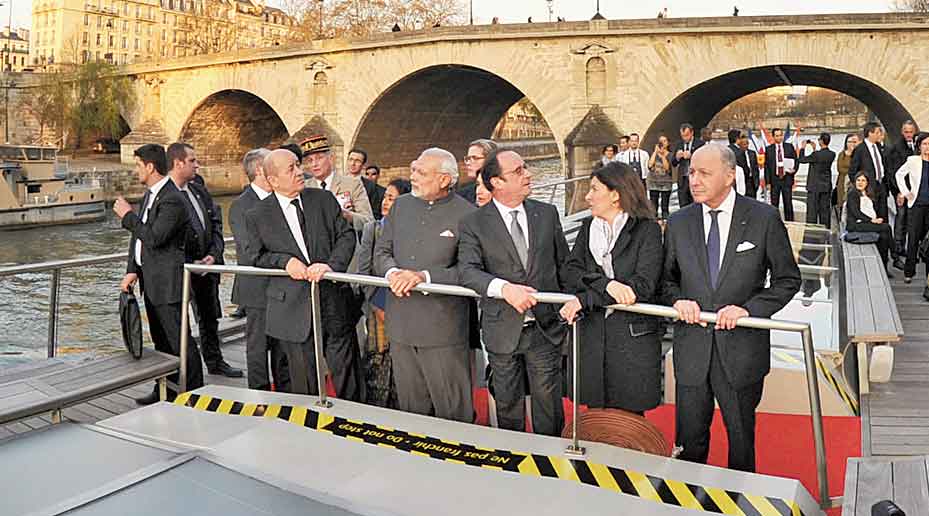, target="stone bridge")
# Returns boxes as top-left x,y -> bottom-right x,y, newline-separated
116,12 -> 929,178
